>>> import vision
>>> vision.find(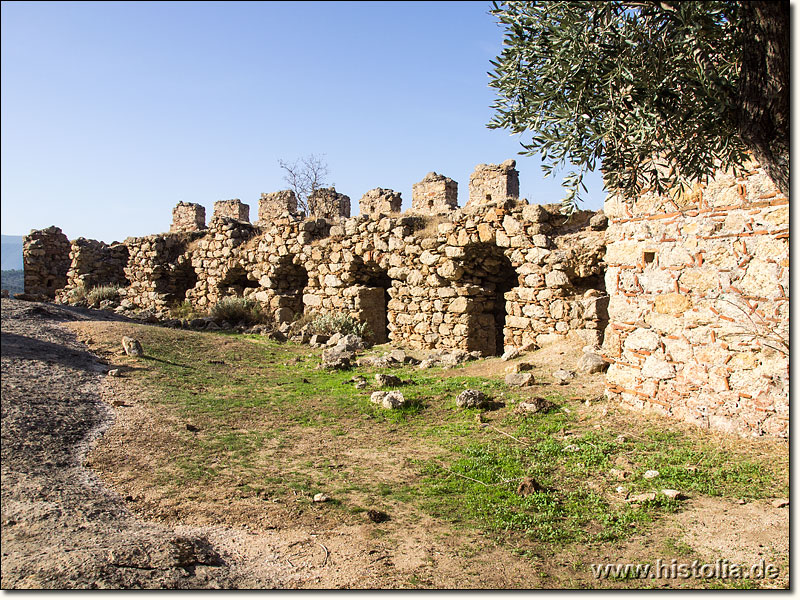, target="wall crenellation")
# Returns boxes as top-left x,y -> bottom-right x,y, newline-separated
22,159 -> 787,438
